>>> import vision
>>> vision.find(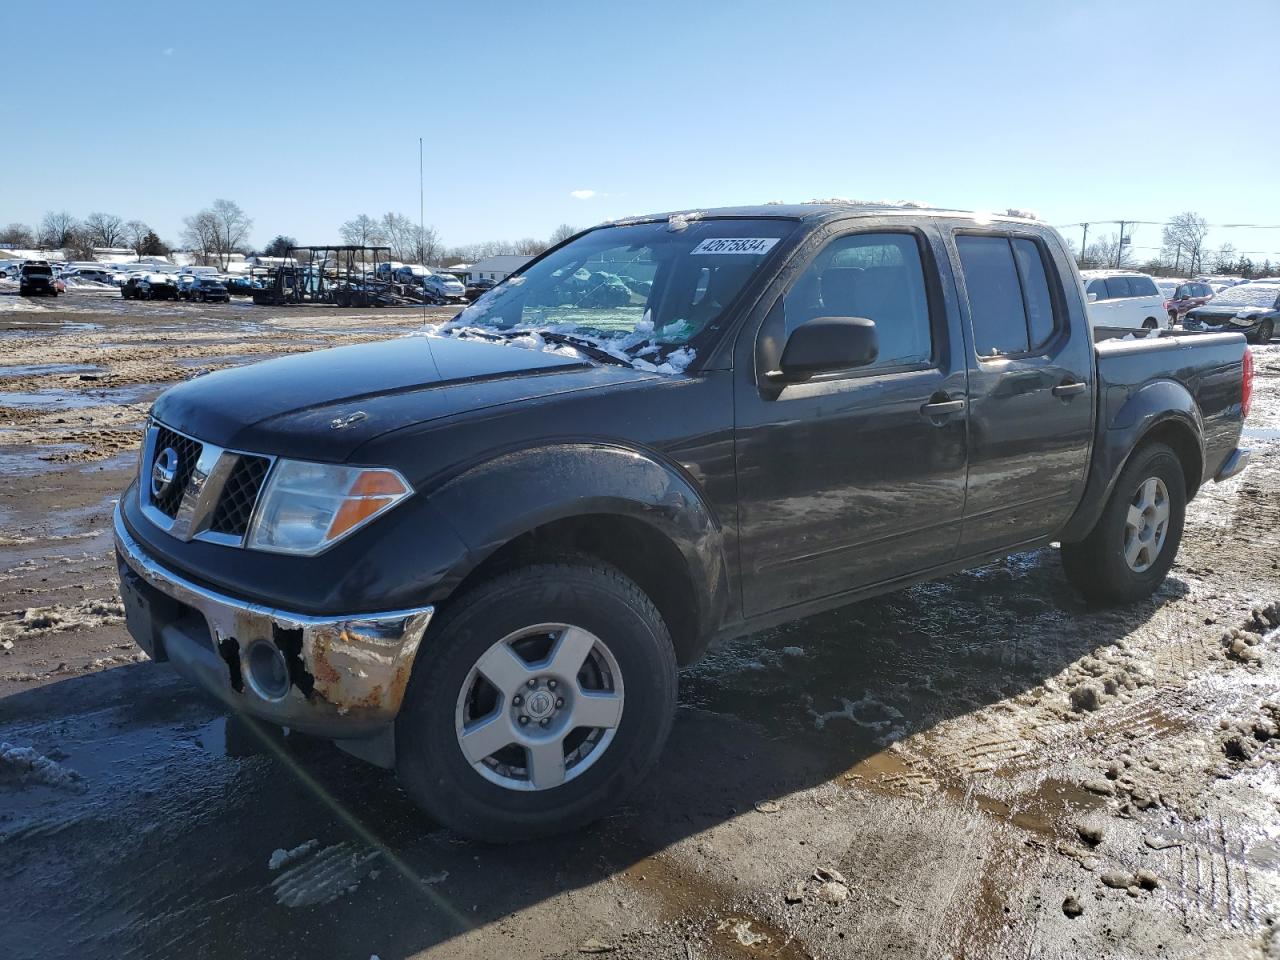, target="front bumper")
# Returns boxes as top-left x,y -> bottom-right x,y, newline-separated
114,505 -> 432,739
